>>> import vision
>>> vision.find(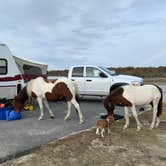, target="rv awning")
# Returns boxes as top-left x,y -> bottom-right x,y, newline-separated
13,56 -> 48,75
